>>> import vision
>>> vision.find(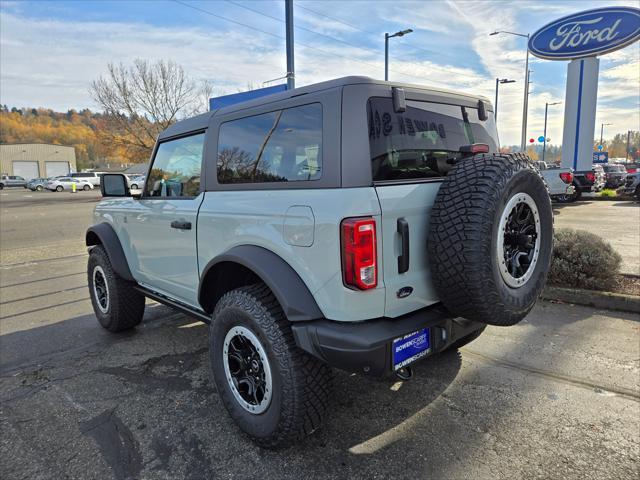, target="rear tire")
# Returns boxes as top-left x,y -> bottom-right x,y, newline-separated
210,284 -> 331,448
428,153 -> 553,326
56,186 -> 63,192
36,185 -> 43,191
87,245 -> 145,332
